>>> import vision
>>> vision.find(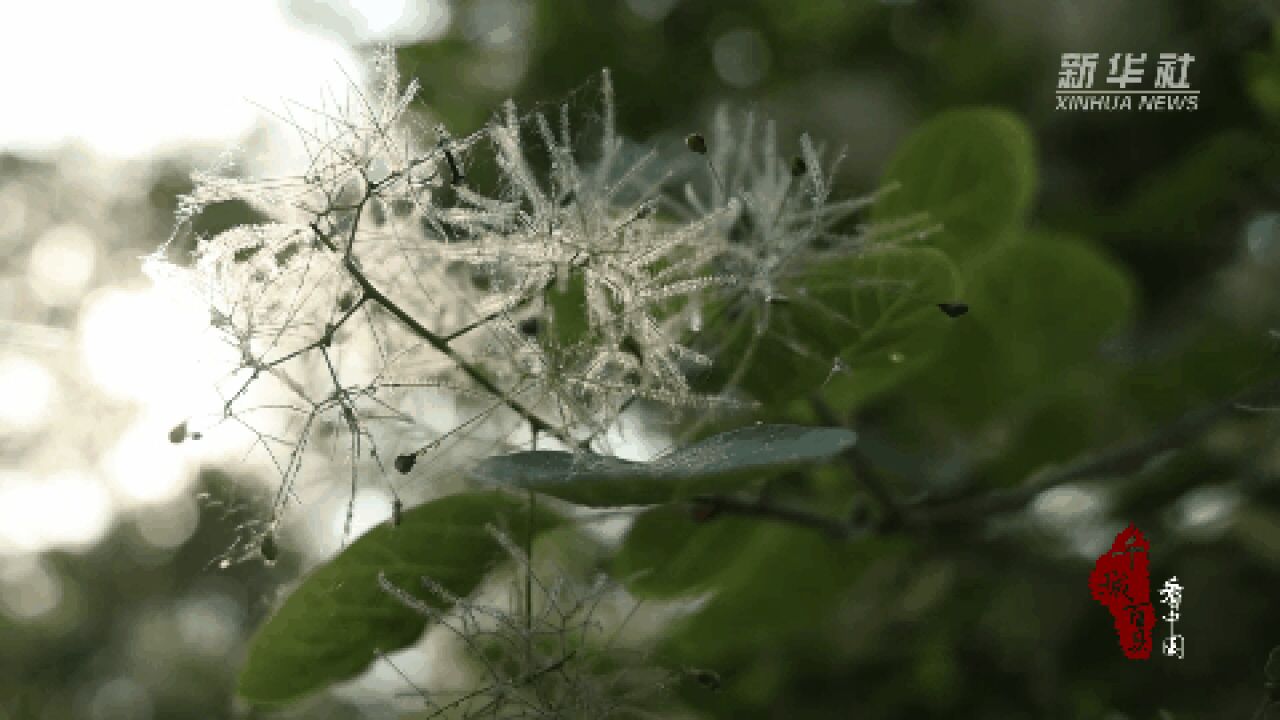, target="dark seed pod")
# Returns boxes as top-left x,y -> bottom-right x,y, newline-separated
937,302 -> 969,318
168,421 -> 187,444
260,533 -> 279,562
233,243 -> 263,263
394,453 -> 417,474
685,133 -> 708,155
619,336 -> 644,362
689,668 -> 722,691
518,316 -> 541,337
274,241 -> 300,267
790,155 -> 807,178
